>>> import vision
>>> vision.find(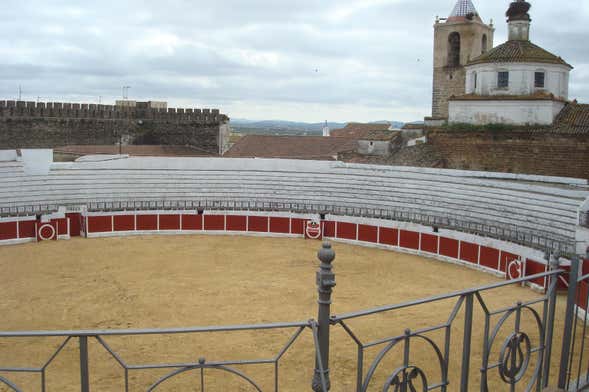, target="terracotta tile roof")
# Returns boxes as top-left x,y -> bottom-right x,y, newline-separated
54,145 -> 217,157
401,123 -> 424,130
223,135 -> 357,160
552,103 -> 589,134
330,123 -> 393,140
358,130 -> 397,141
468,40 -> 572,68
